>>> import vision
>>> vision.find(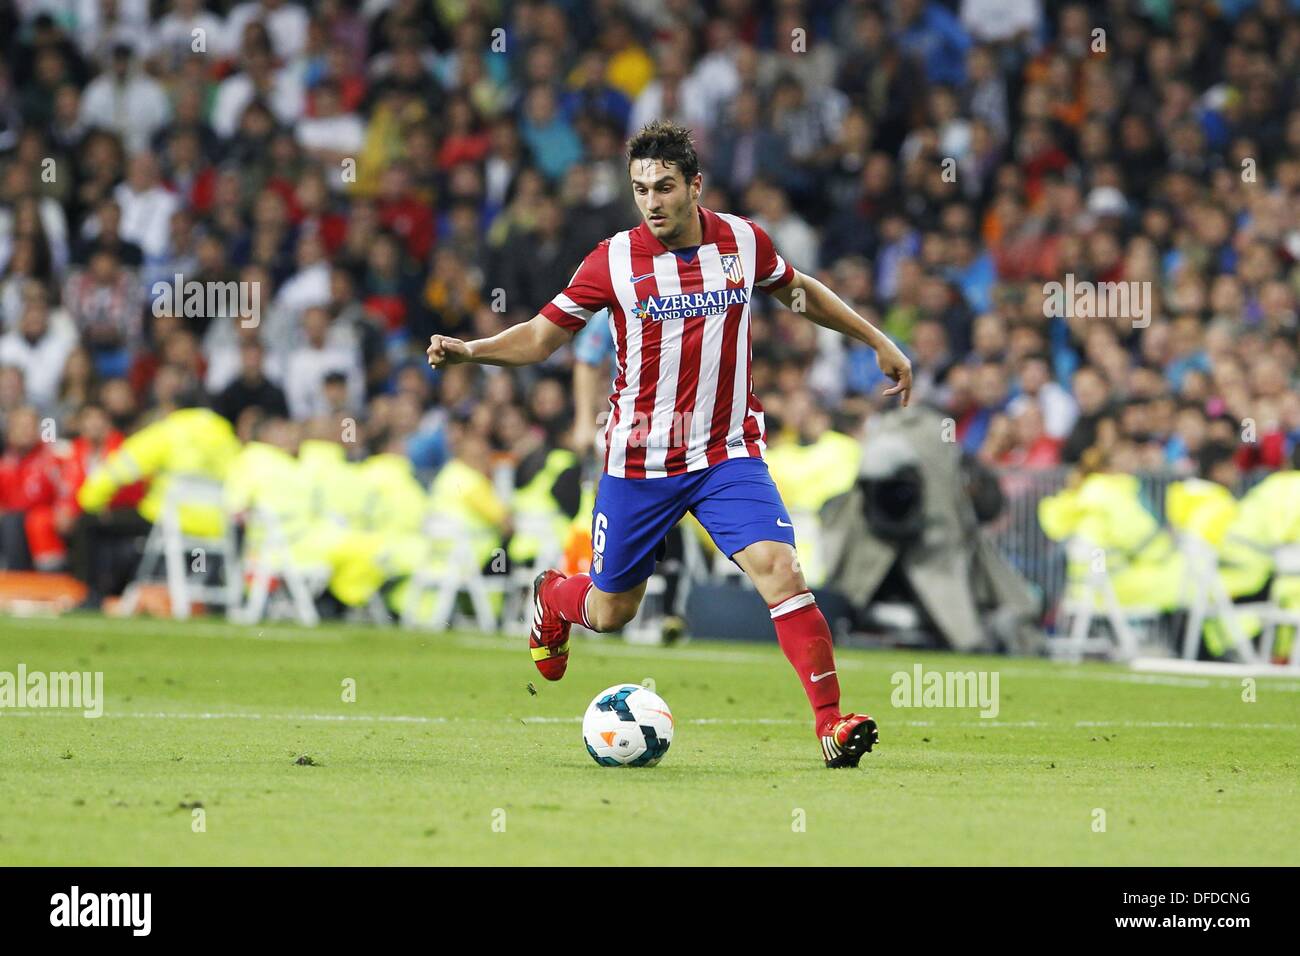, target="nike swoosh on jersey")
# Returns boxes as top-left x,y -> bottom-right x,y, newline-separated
776,519 -> 794,527
629,273 -> 657,283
